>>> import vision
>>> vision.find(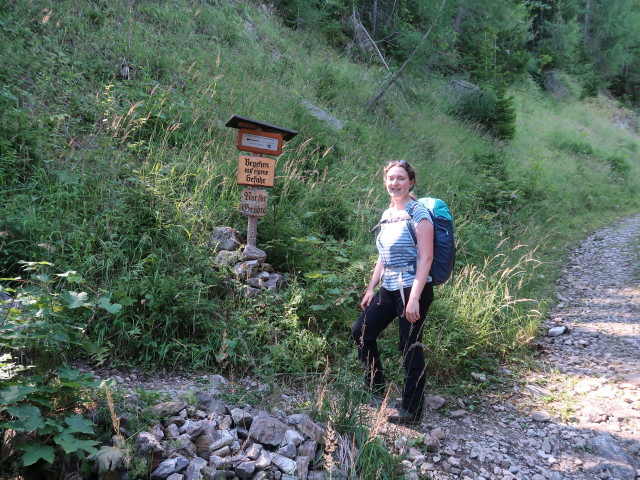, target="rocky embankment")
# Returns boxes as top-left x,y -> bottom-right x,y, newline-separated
84,215 -> 640,480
